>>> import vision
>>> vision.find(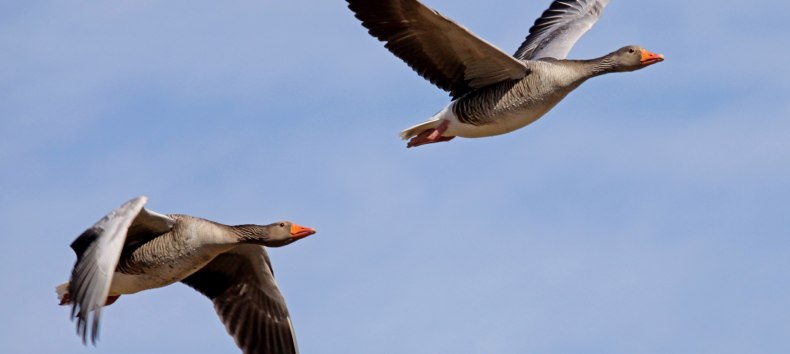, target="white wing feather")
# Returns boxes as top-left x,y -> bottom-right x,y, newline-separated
514,0 -> 609,60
